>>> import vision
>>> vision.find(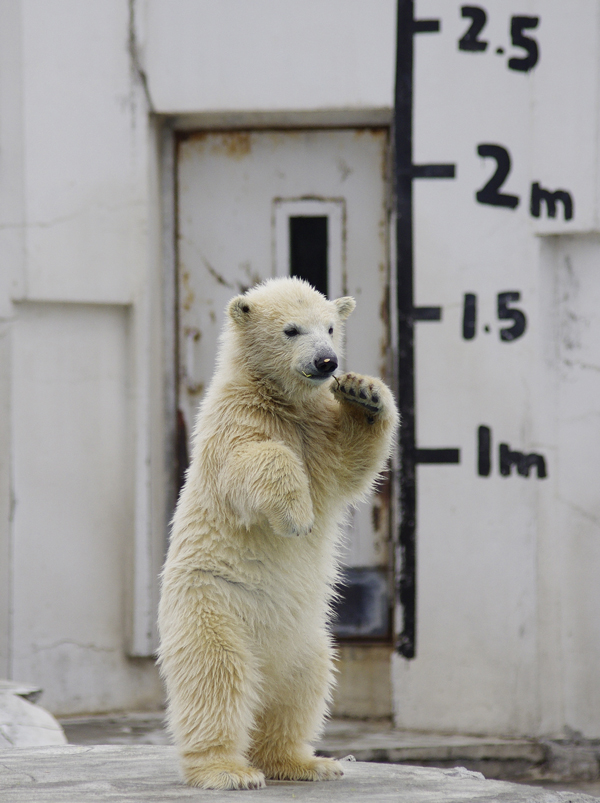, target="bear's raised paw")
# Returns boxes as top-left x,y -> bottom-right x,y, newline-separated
331,372 -> 386,423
